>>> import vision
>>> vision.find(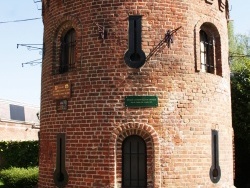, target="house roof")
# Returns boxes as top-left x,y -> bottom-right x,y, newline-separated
0,99 -> 40,125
